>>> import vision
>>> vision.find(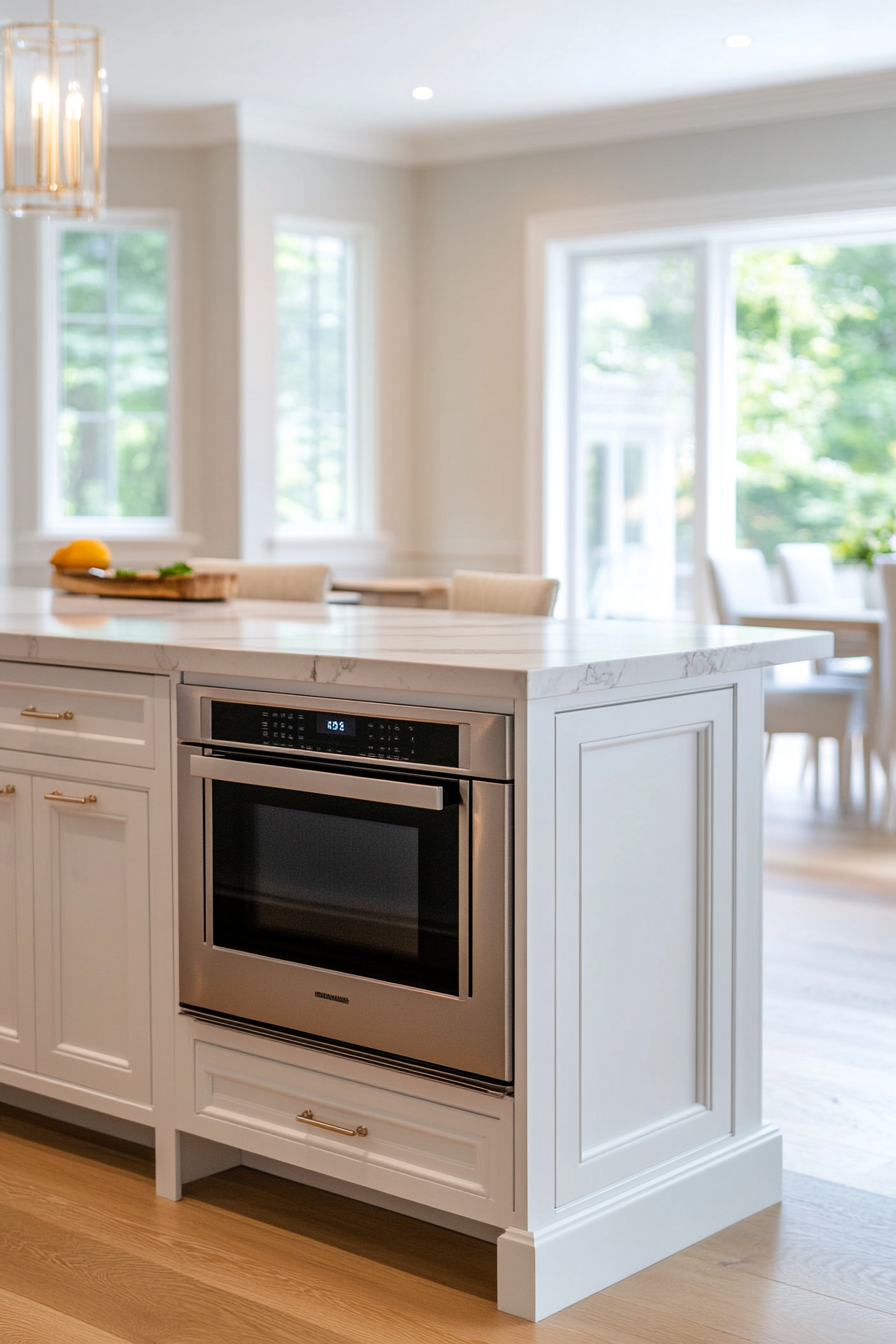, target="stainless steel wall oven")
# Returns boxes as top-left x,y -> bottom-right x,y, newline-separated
177,687 -> 513,1090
